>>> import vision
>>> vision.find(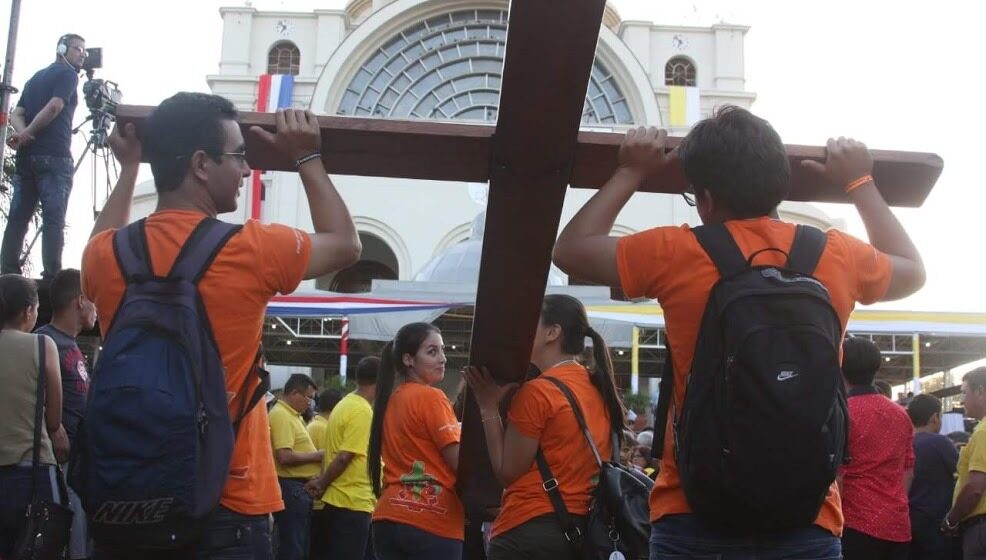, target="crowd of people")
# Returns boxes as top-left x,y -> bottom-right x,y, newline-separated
0,31 -> 981,560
